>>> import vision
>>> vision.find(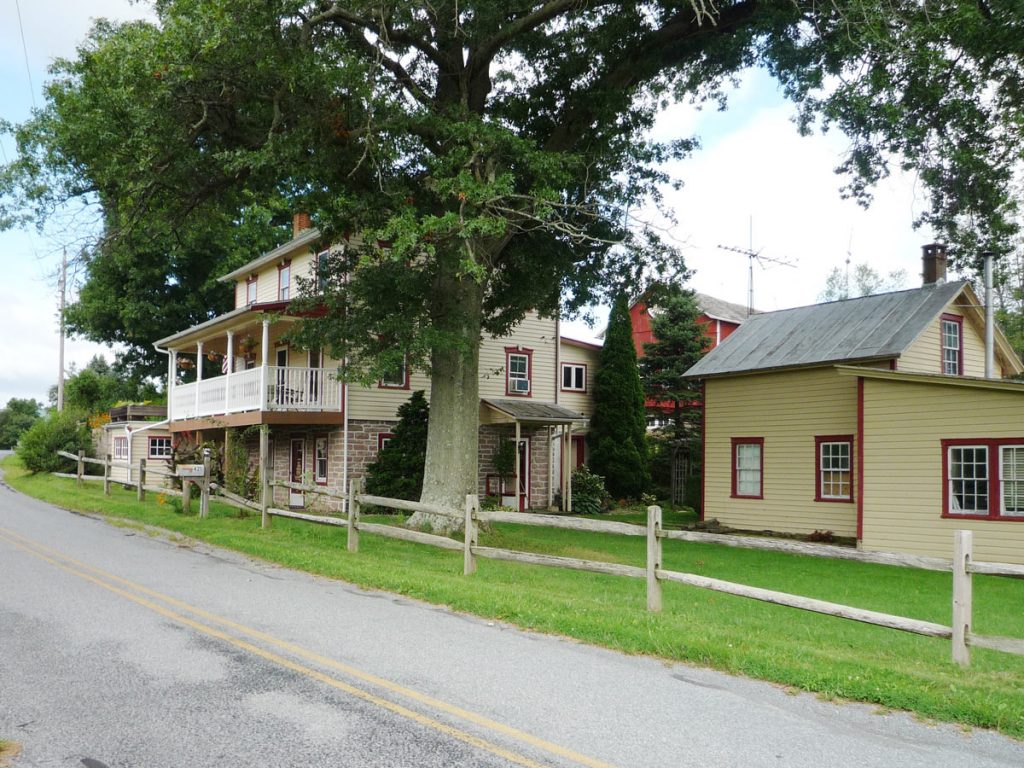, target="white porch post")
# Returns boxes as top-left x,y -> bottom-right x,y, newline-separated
514,420 -> 522,512
561,426 -> 569,511
566,422 -> 574,513
167,350 -> 176,422
225,330 -> 234,413
260,317 -> 270,410
195,341 -> 204,416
